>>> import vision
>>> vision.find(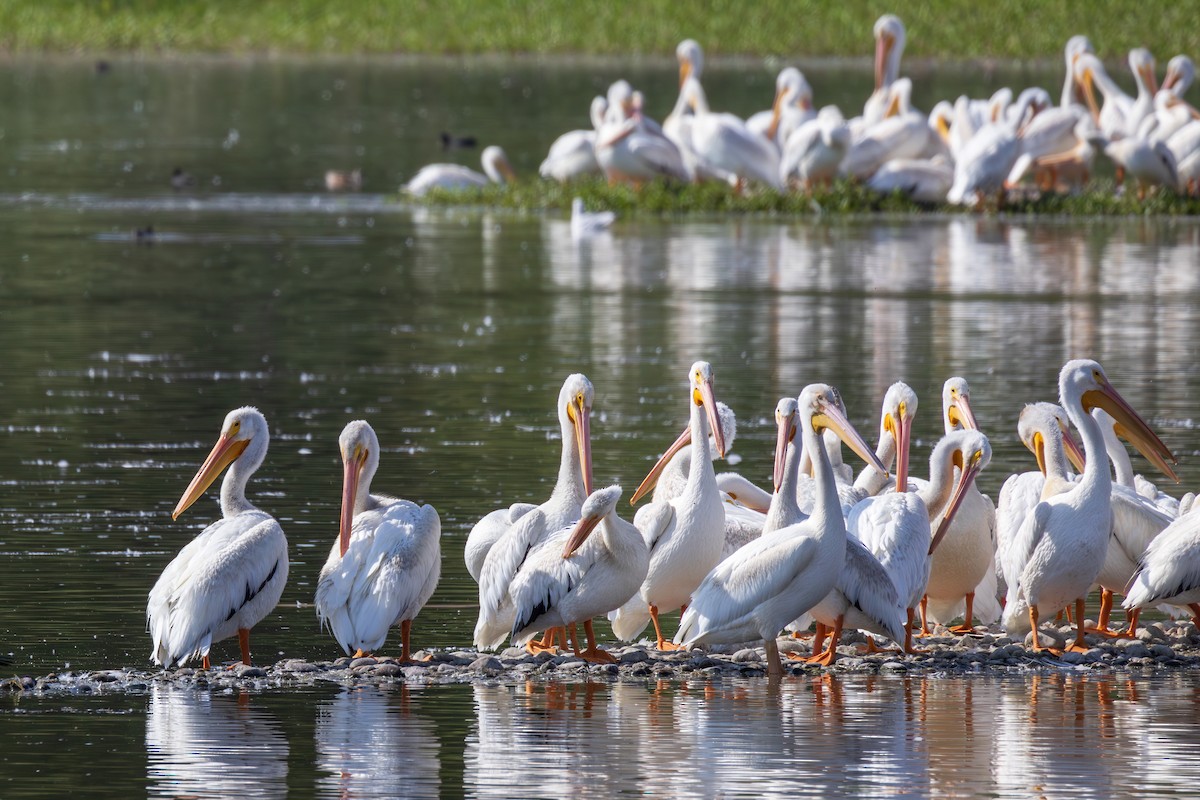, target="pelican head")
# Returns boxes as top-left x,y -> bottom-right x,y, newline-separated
873,14 -> 906,91
773,397 -> 800,492
1162,55 -> 1195,97
1018,402 -> 1086,476
1074,54 -> 1105,121
481,146 -> 516,185
172,406 -> 268,520
337,420 -> 380,558
800,384 -> 887,476
562,485 -> 622,558
677,39 -> 704,87
1129,47 -> 1159,97
558,373 -> 595,497
767,67 -> 811,140
630,401 -> 737,505
943,377 -> 978,432
929,430 -> 991,554
589,96 -> 609,130
1060,359 -> 1178,481
882,382 -> 918,493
